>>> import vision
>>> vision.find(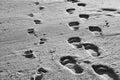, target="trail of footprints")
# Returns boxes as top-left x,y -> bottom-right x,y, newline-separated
1,0 -> 120,80
60,0 -> 120,79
